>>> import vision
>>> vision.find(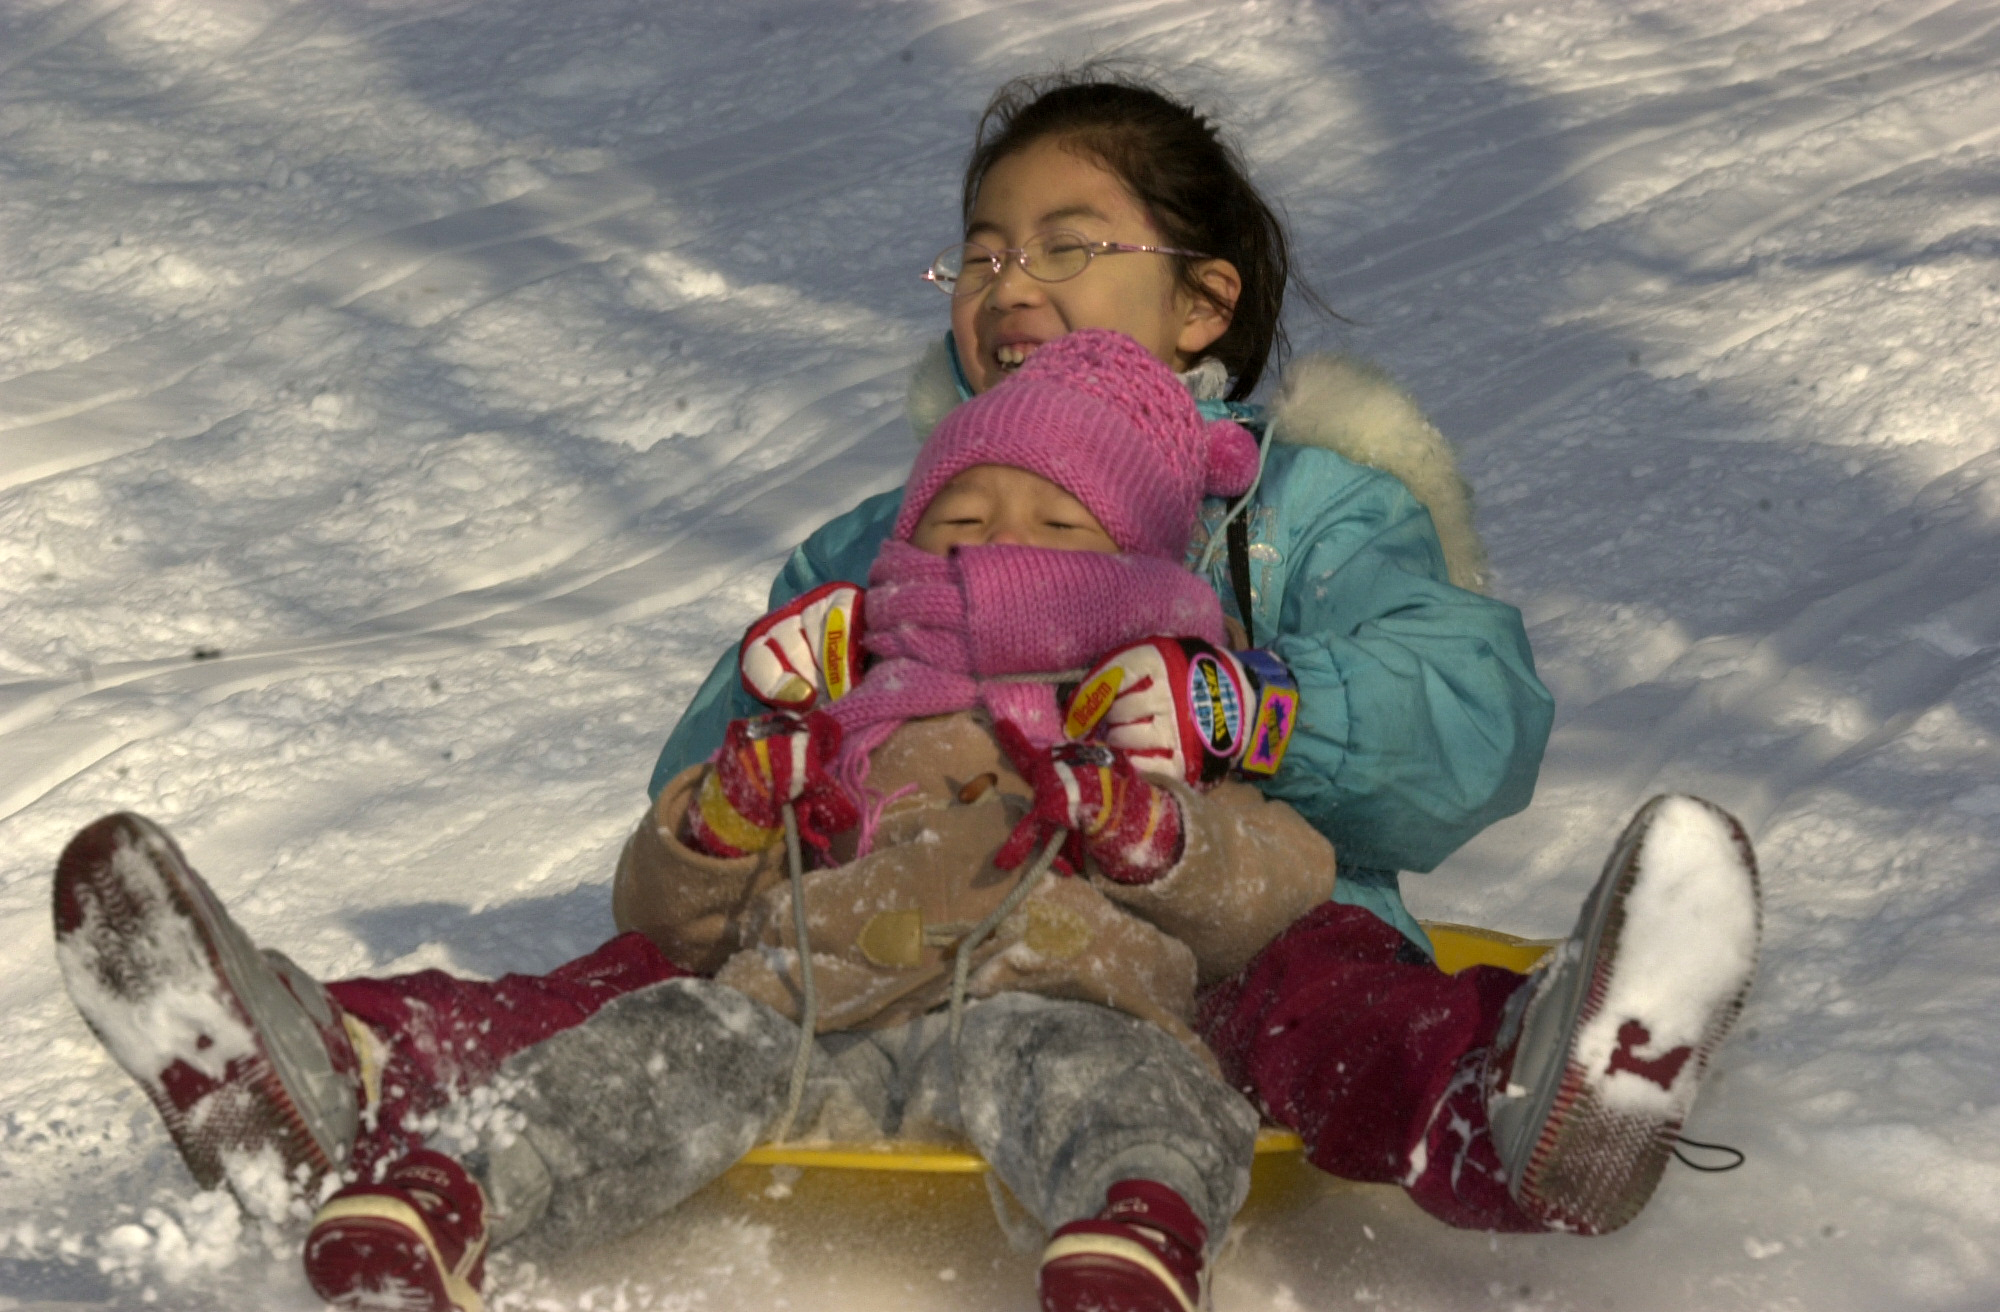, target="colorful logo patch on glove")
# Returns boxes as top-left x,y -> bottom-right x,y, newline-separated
1063,666 -> 1124,740
1241,686 -> 1298,775
1187,653 -> 1244,759
1233,648 -> 1298,777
